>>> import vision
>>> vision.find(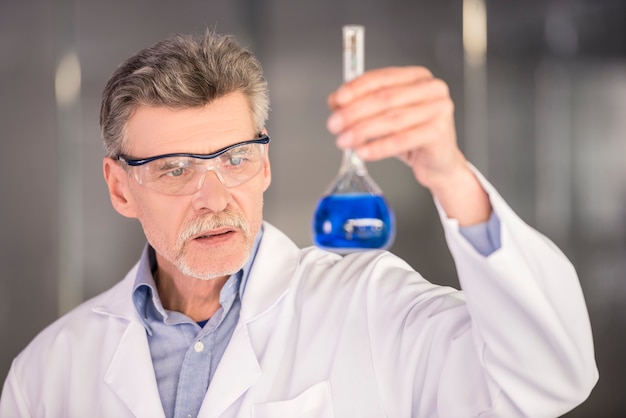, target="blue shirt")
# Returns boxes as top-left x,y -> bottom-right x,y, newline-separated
131,216 -> 500,418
